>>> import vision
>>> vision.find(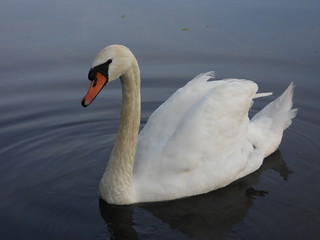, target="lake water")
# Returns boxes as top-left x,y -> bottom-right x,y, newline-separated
1,0 -> 320,239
